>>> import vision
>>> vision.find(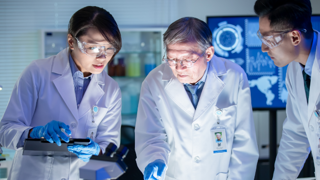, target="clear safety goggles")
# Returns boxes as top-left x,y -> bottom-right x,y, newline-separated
162,52 -> 205,68
257,29 -> 307,49
75,37 -> 116,57
256,30 -> 291,49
